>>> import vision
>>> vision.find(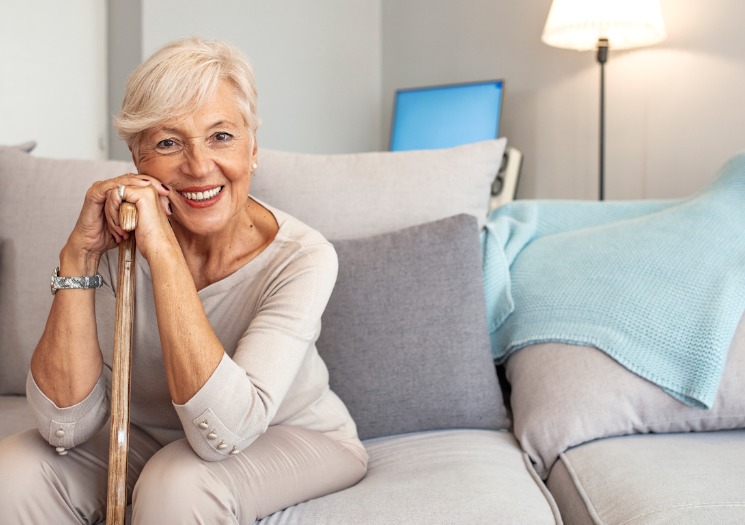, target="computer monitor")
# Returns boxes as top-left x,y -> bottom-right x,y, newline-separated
389,80 -> 504,152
